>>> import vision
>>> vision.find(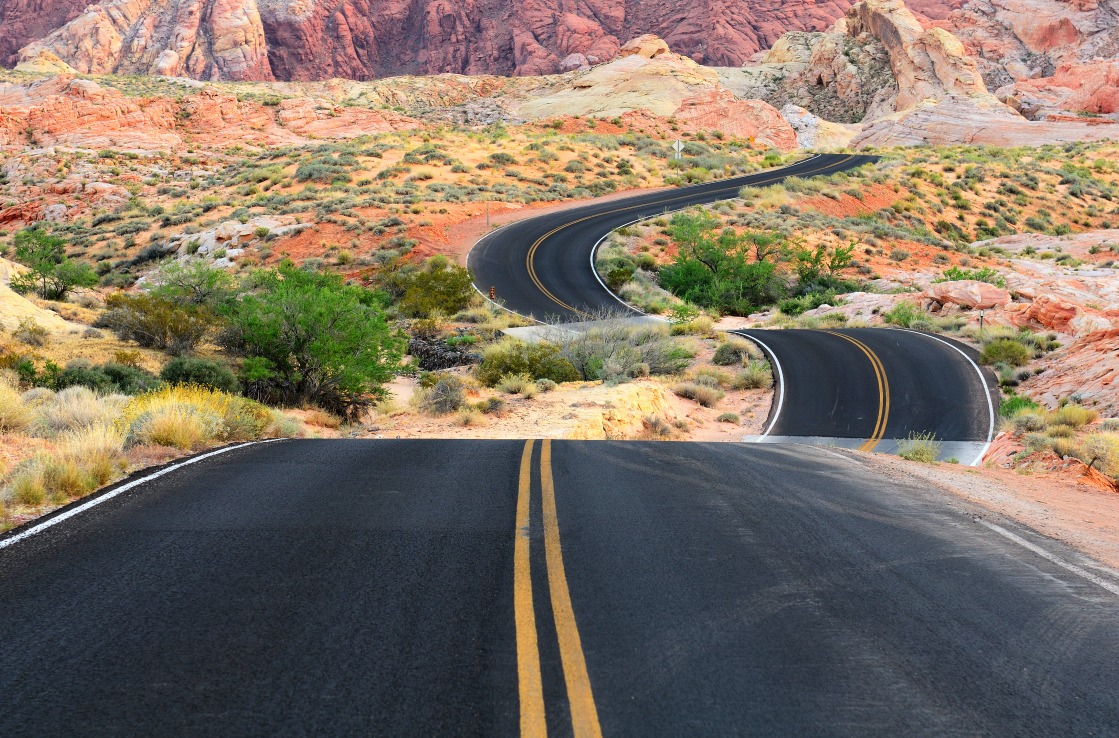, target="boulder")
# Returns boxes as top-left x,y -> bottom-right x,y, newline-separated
923,280 -> 1012,309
